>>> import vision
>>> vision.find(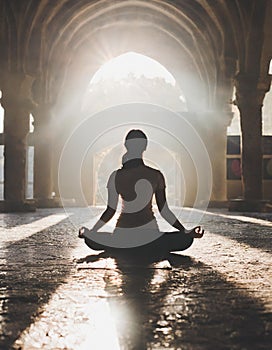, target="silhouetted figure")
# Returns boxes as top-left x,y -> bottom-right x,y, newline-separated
79,129 -> 204,253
